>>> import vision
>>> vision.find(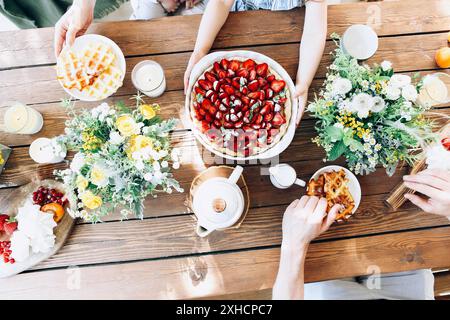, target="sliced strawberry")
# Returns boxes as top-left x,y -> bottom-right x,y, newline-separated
254,114 -> 263,125
248,80 -> 259,92
220,59 -> 230,70
215,111 -> 223,119
204,113 -> 213,123
260,104 -> 271,115
442,137 -> 450,151
234,120 -> 243,128
4,217 -> 17,236
223,122 -> 234,129
241,86 -> 248,95
248,91 -> 260,100
241,96 -> 250,105
236,68 -> 249,78
199,79 -> 213,91
223,85 -> 235,95
270,80 -> 286,93
226,69 -> 235,78
199,108 -> 206,116
256,63 -> 268,77
259,90 -> 266,101
210,93 -> 218,103
242,59 -> 256,70
213,80 -> 222,92
229,60 -> 241,71
217,69 -> 226,79
232,78 -> 241,89
204,71 -> 217,83
265,88 -> 274,99
272,112 -> 286,126
222,97 -> 230,107
249,69 -> 257,81
208,105 -> 218,115
219,104 -> 227,112
219,91 -> 228,100
252,124 -> 261,130
264,112 -> 274,122
266,122 -> 272,130
213,120 -> 222,128
258,77 -> 267,88
224,77 -> 232,84
201,98 -> 213,110
213,62 -> 222,73
194,86 -> 206,96
267,75 -> 275,83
